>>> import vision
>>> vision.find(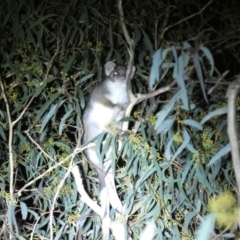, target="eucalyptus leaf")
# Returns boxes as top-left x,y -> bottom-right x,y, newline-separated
141,29 -> 153,53
183,119 -> 203,130
194,53 -> 208,103
20,201 -> 28,220
155,91 -> 181,130
76,73 -> 94,85
41,103 -> 59,132
62,54 -> 76,75
207,143 -> 231,166
200,46 -> 214,76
